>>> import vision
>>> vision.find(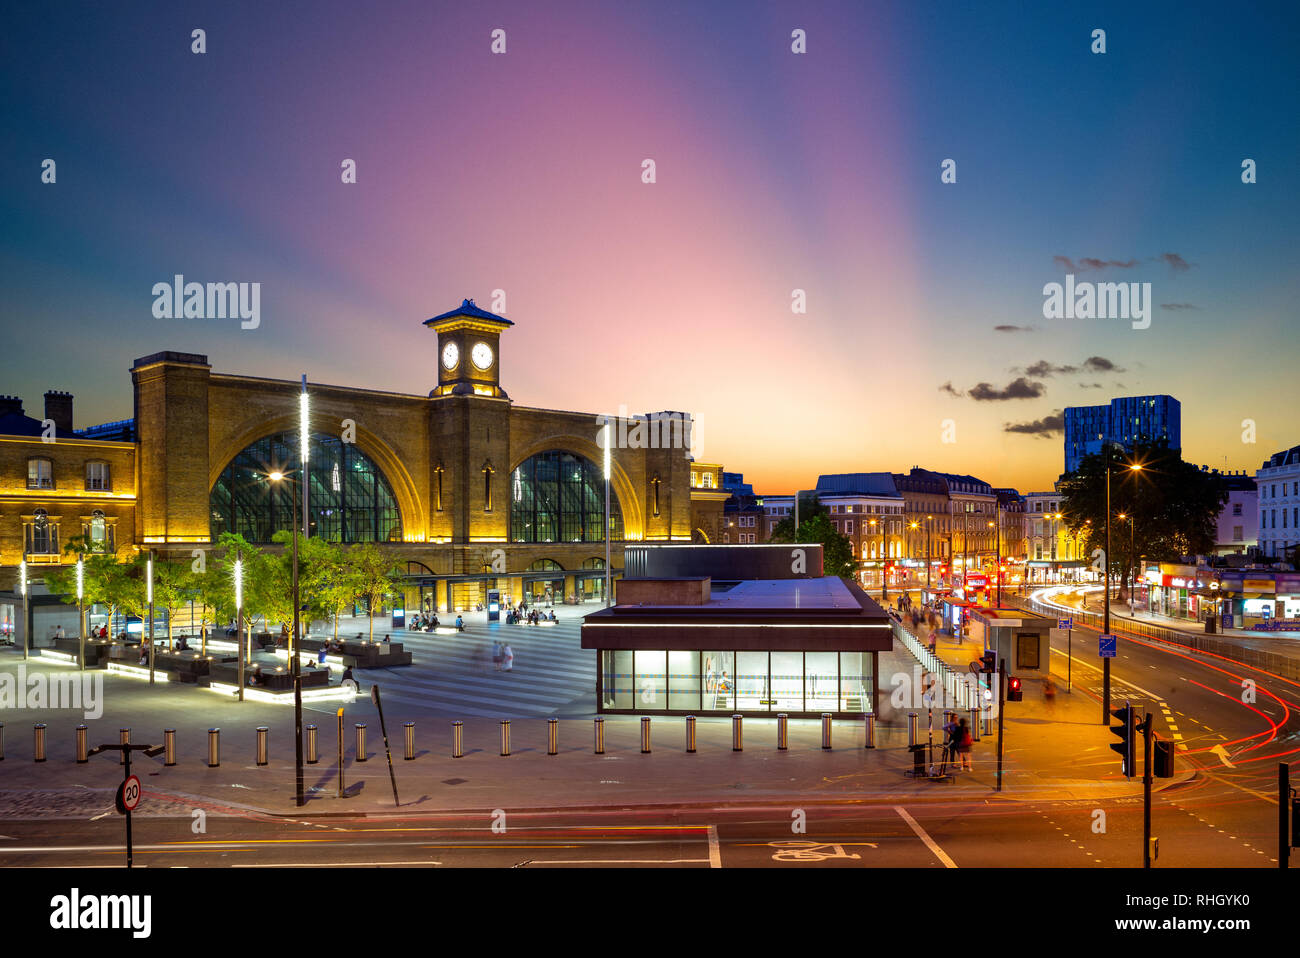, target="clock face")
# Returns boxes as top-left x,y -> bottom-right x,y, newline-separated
441,341 -> 459,370
471,341 -> 494,370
